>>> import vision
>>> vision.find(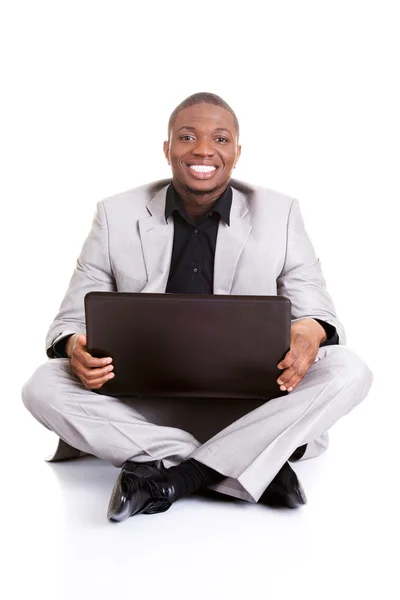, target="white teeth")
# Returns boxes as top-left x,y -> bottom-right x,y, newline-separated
190,165 -> 216,173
